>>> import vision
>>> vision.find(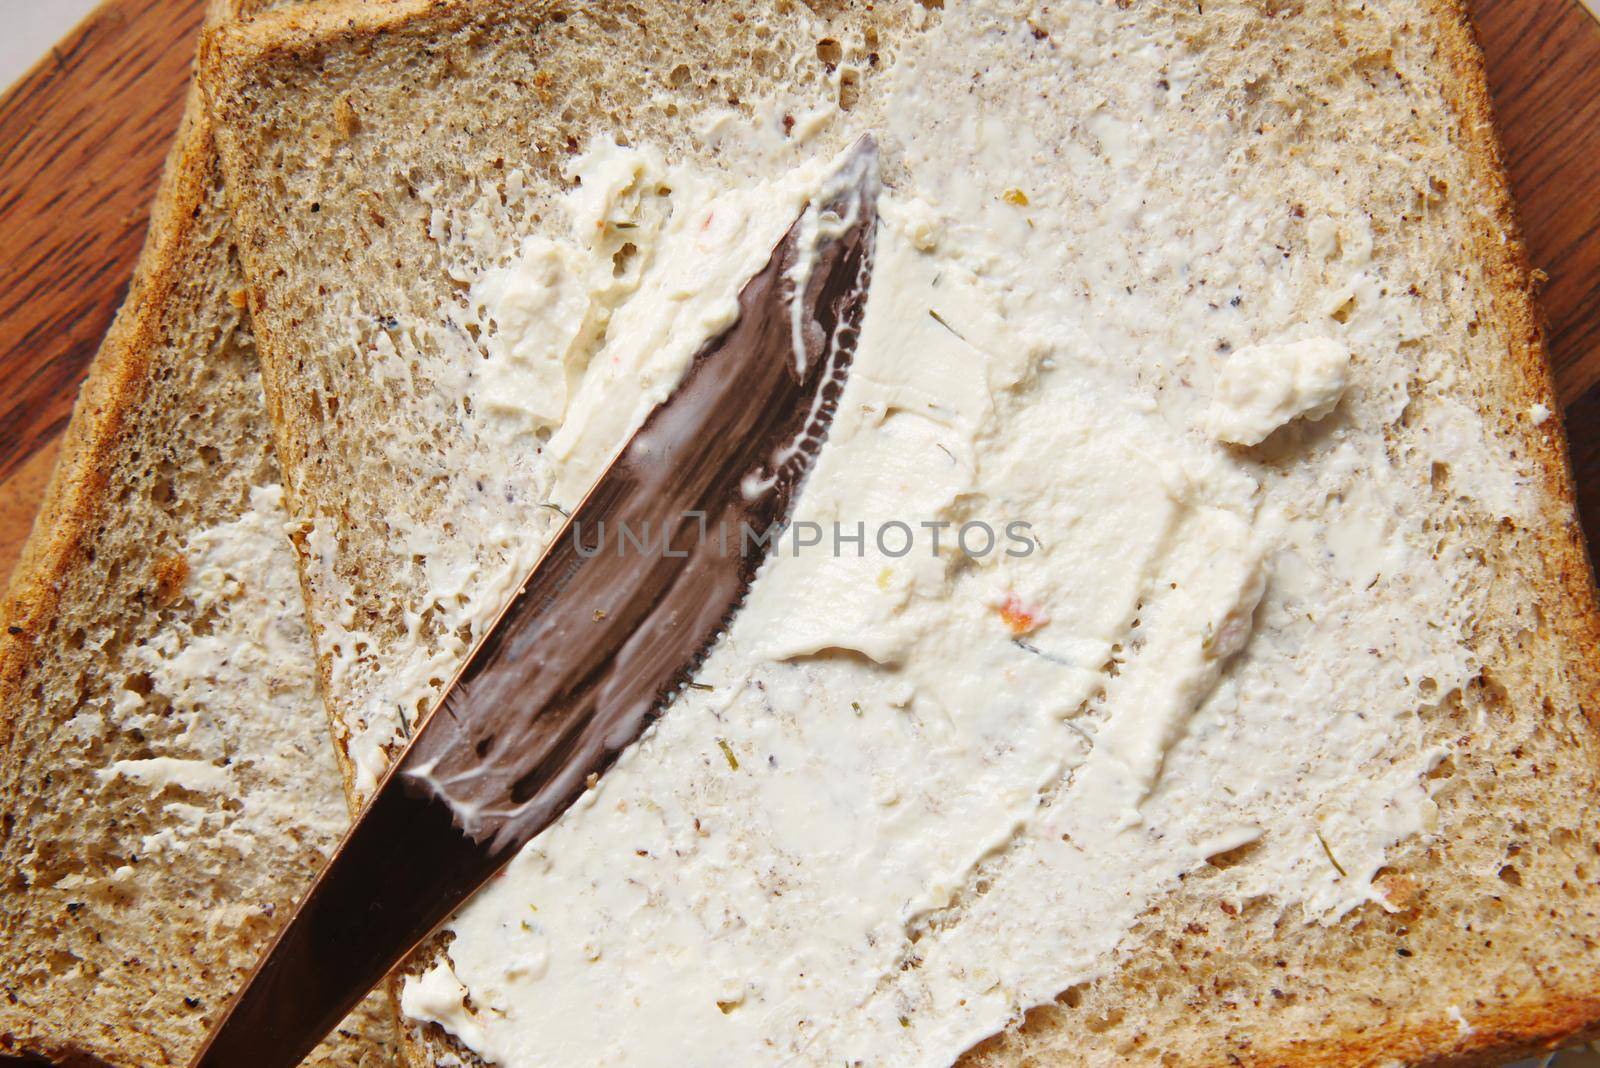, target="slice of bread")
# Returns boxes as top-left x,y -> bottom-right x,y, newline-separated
0,2 -> 395,1064
204,0 -> 1600,1064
